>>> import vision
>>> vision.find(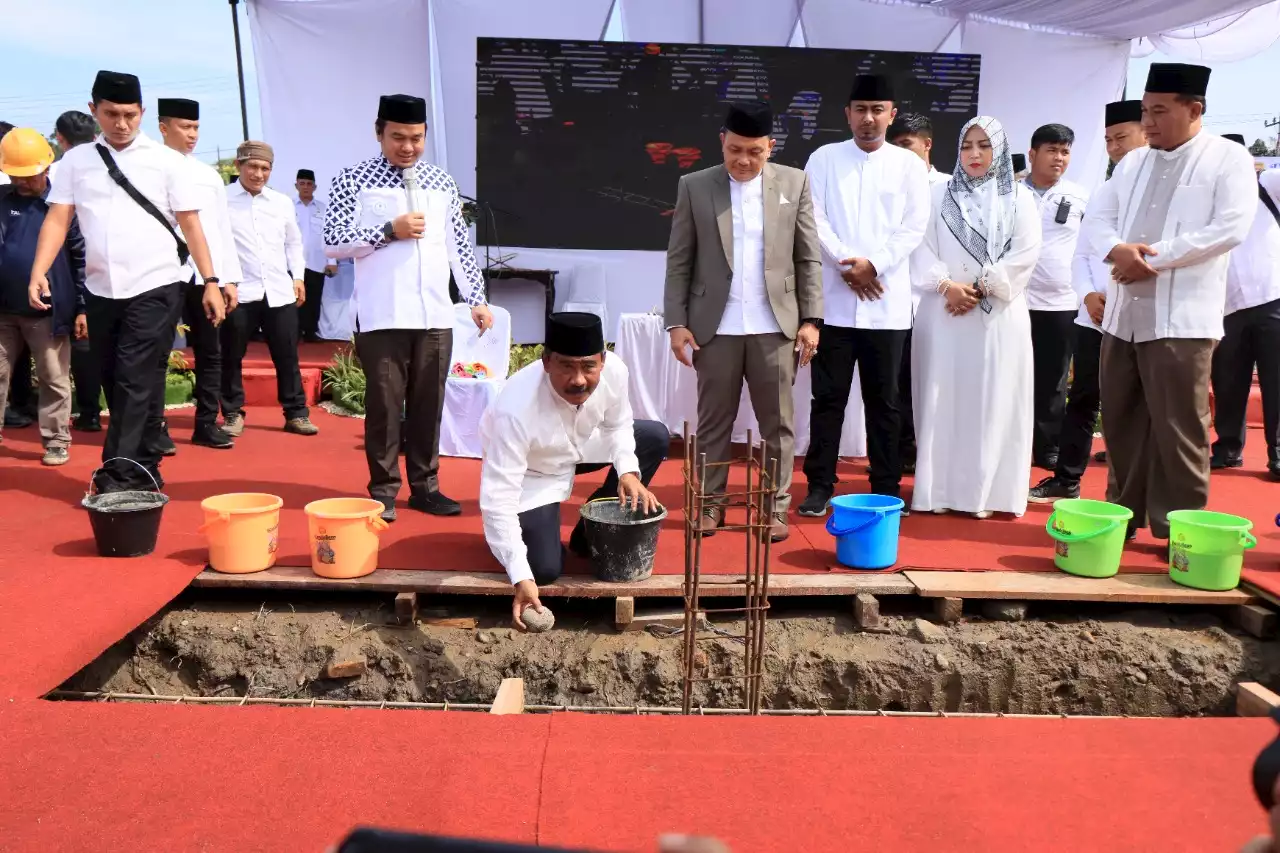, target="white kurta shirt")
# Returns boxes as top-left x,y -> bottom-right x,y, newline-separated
182,155 -> 242,287
47,132 -> 201,300
1225,170 -> 1280,315
295,197 -> 328,273
717,173 -> 782,336
226,183 -> 306,307
323,155 -> 486,333
807,139 -> 930,330
479,355 -> 641,585
1025,177 -> 1089,312
1083,131 -> 1257,341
